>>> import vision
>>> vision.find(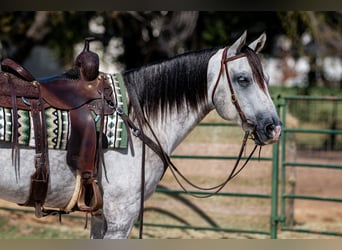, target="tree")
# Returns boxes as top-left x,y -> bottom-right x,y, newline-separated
0,11 -> 96,65
1,11 -> 341,88
0,11 -> 199,69
278,11 -> 342,88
